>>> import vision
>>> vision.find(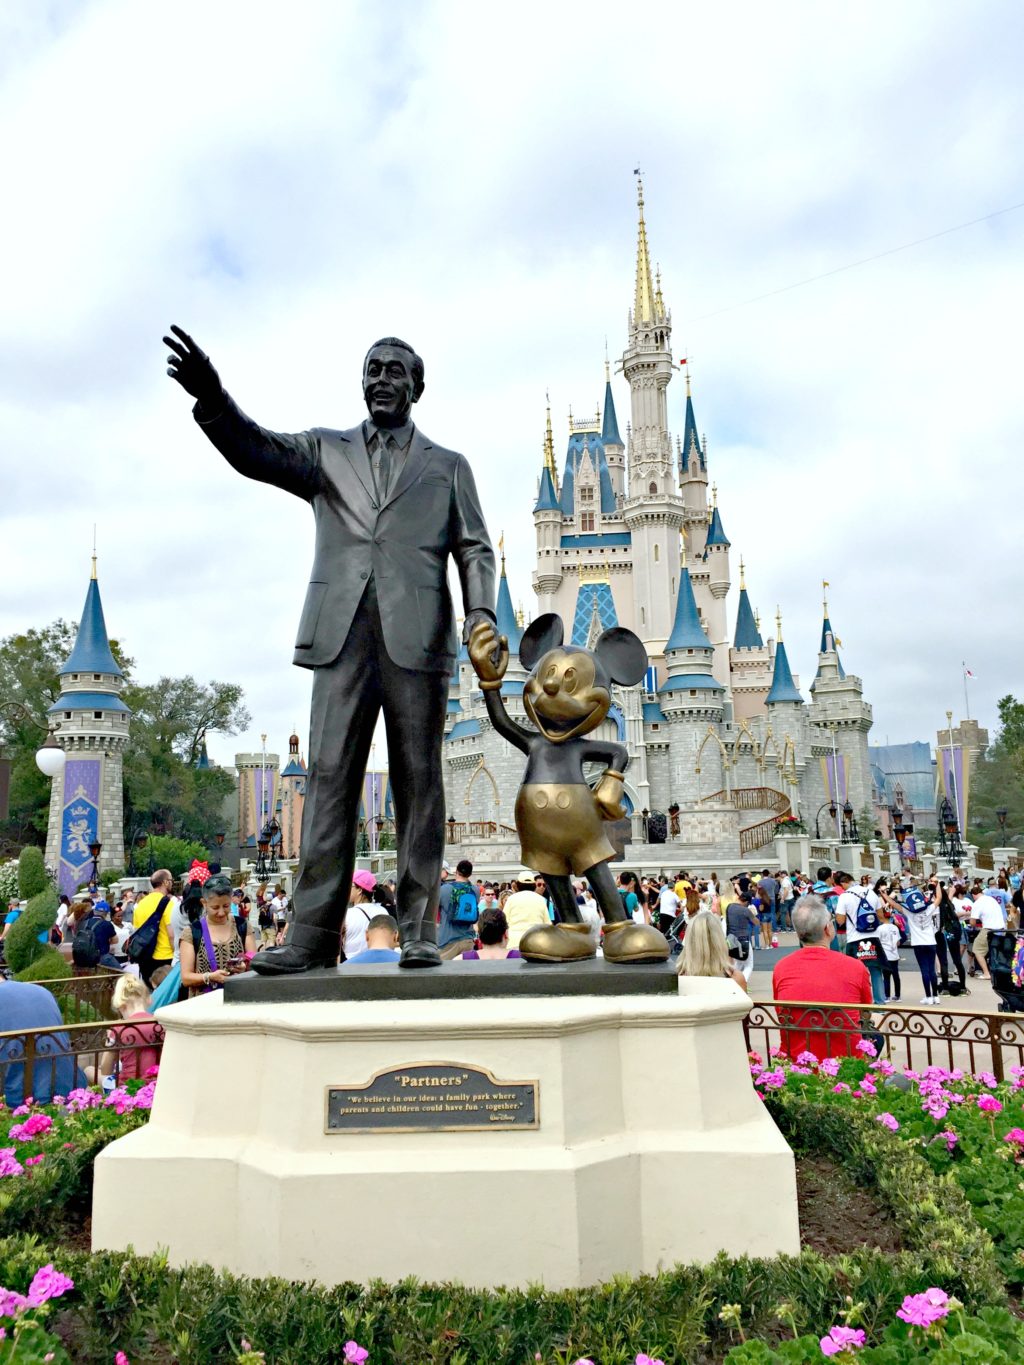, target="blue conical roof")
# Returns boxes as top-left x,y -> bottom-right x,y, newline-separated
62,573 -> 122,677
734,588 -> 763,648
496,565 -> 523,655
195,741 -> 211,770
817,613 -> 847,680
533,466 -> 559,512
602,380 -> 622,446
766,640 -> 803,705
666,568 -> 712,653
705,505 -> 730,547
